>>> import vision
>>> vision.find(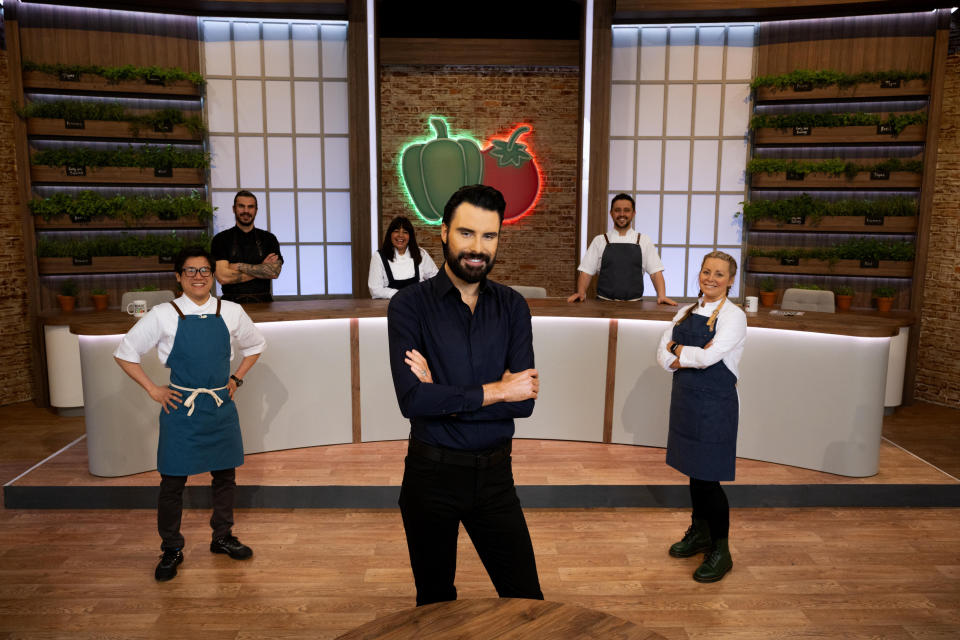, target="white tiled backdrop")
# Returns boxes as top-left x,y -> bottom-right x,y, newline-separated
202,19 -> 351,296
608,24 -> 756,298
